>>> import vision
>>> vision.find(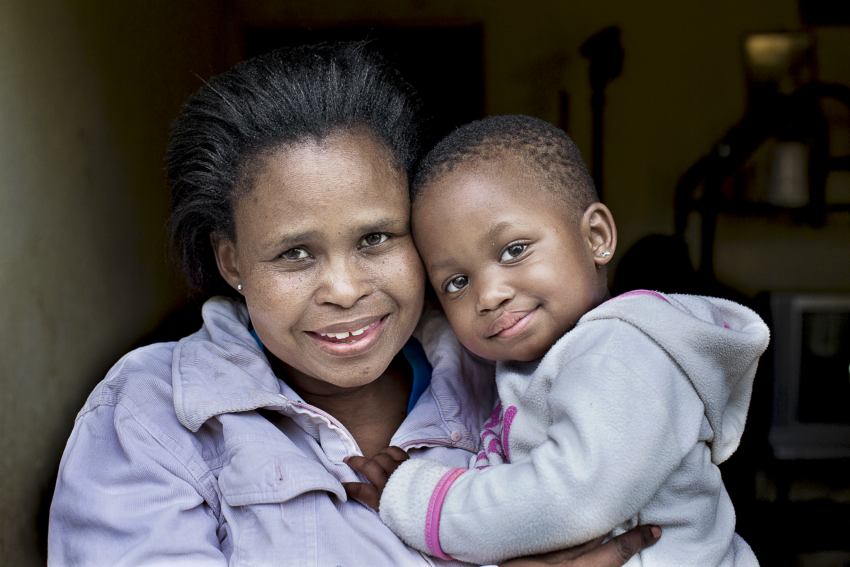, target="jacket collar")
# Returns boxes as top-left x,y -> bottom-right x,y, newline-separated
172,298 -> 494,454
172,297 -> 290,432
